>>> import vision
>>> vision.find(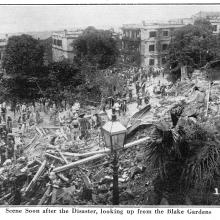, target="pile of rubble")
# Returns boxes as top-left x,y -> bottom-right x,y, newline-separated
1,70 -> 220,205
0,118 -> 152,205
